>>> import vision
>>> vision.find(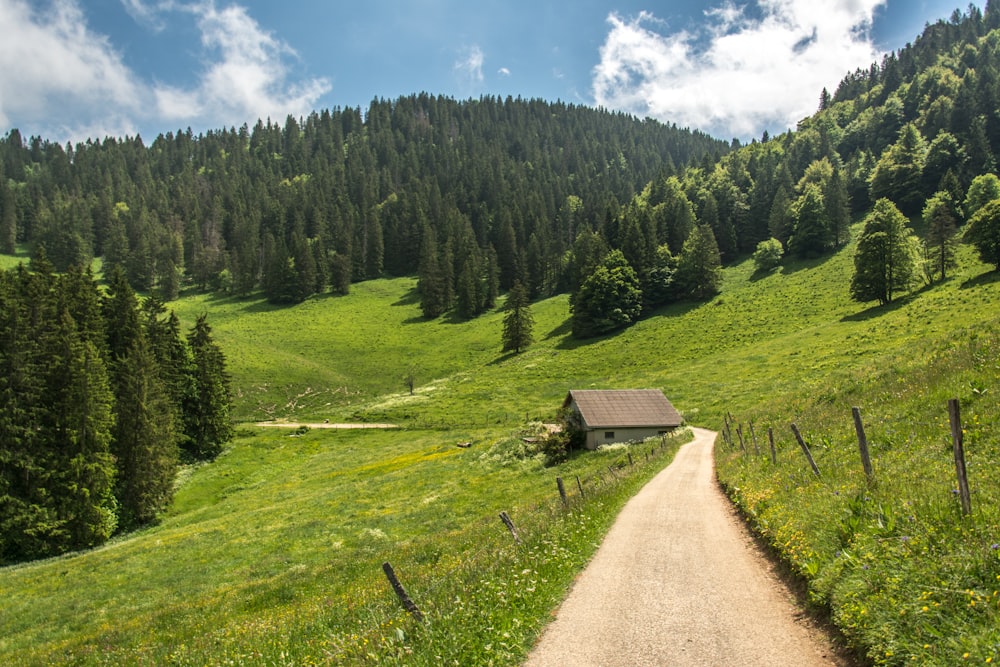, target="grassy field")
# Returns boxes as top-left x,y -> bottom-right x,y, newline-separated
3,224 -> 1000,665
